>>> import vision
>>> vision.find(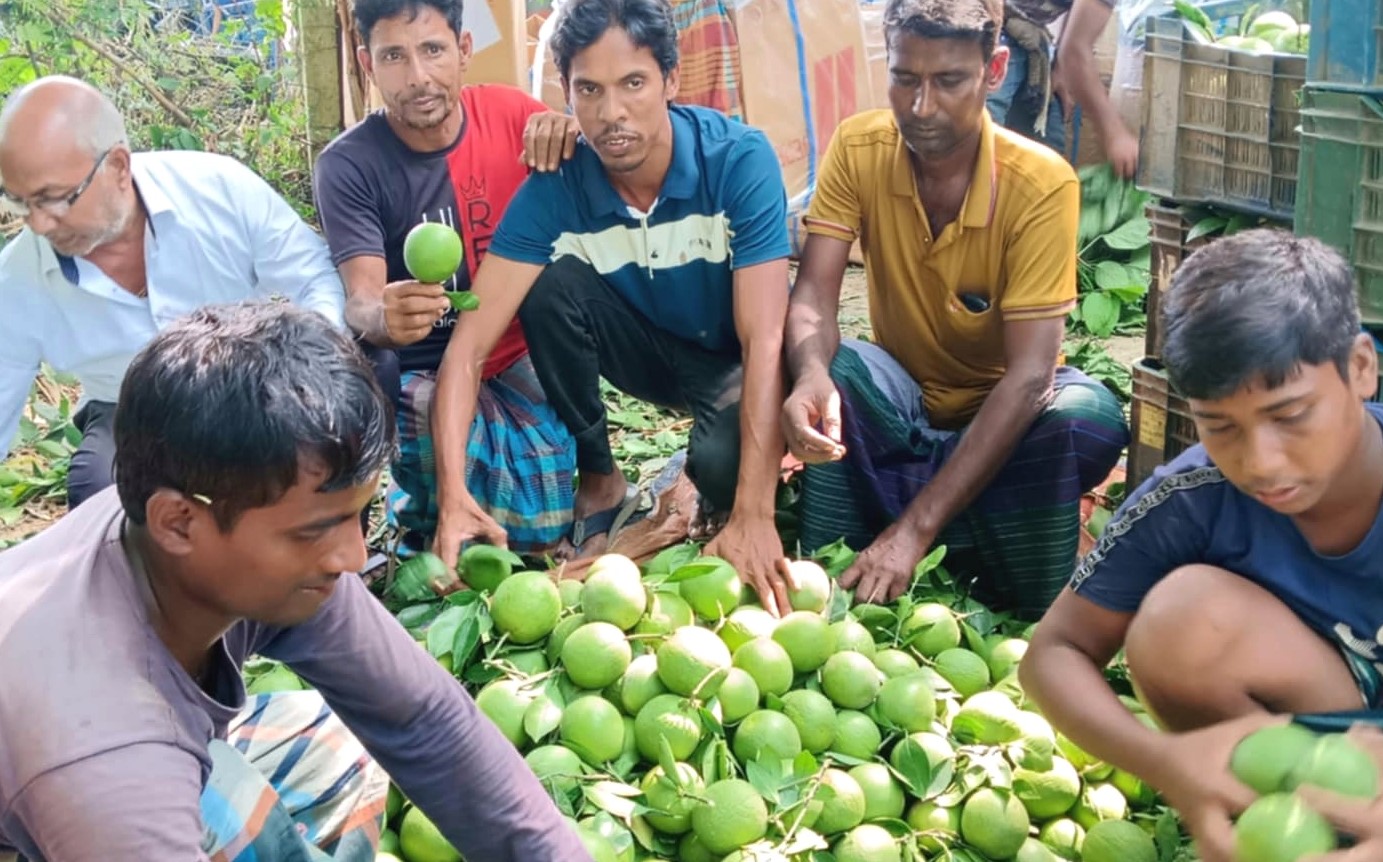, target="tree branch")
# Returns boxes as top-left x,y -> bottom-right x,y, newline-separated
33,6 -> 197,129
